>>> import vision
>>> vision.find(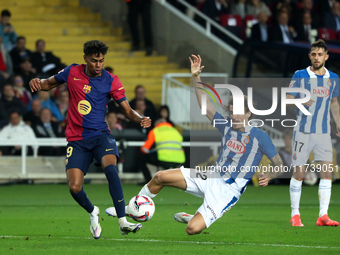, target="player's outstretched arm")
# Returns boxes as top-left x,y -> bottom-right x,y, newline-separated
119,100 -> 151,128
330,97 -> 340,137
259,154 -> 284,187
29,76 -> 60,92
190,54 -> 216,122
